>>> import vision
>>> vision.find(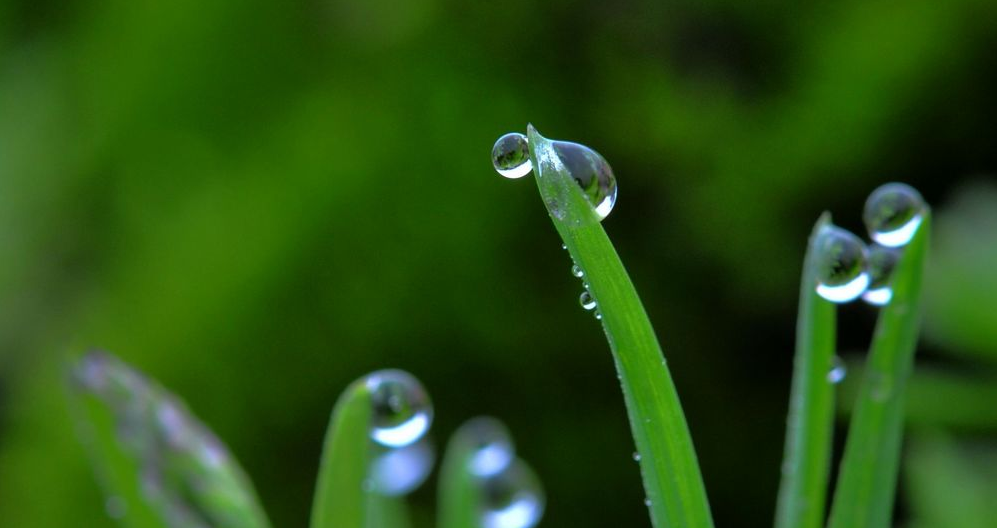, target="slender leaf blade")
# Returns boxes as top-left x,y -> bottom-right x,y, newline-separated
526,125 -> 714,528
774,214 -> 838,528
